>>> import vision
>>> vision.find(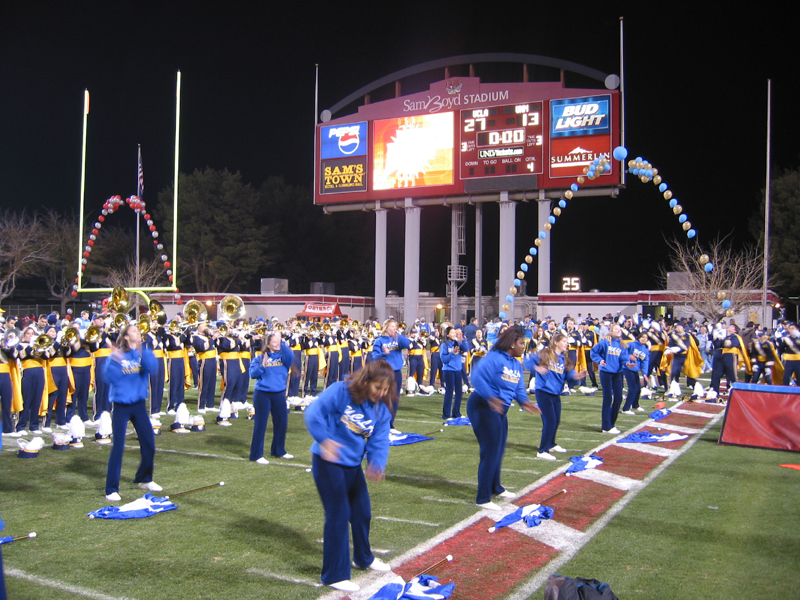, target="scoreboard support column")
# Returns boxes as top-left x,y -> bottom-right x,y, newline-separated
537,192 -> 551,295
498,192 -> 517,318
404,199 -> 421,322
375,208 -> 388,322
